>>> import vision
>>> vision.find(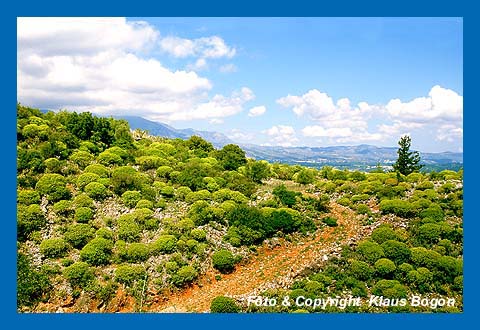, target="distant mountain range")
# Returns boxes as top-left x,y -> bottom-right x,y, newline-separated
118,115 -> 463,172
